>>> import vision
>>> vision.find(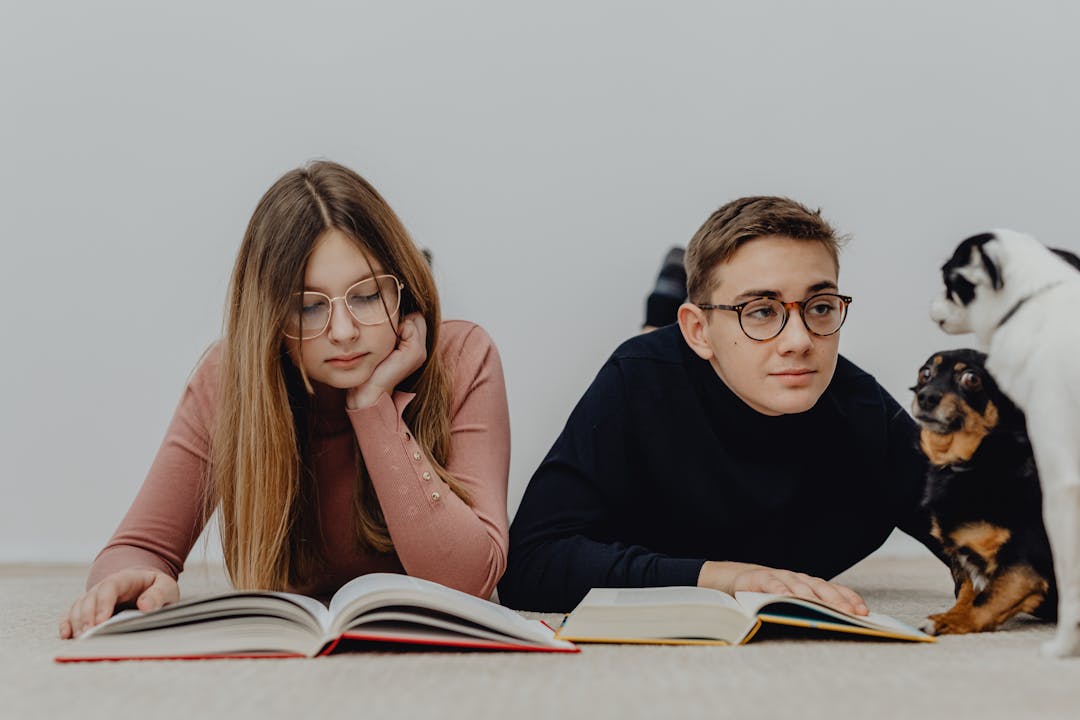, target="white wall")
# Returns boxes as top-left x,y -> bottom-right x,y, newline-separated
3,0 -> 1078,563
